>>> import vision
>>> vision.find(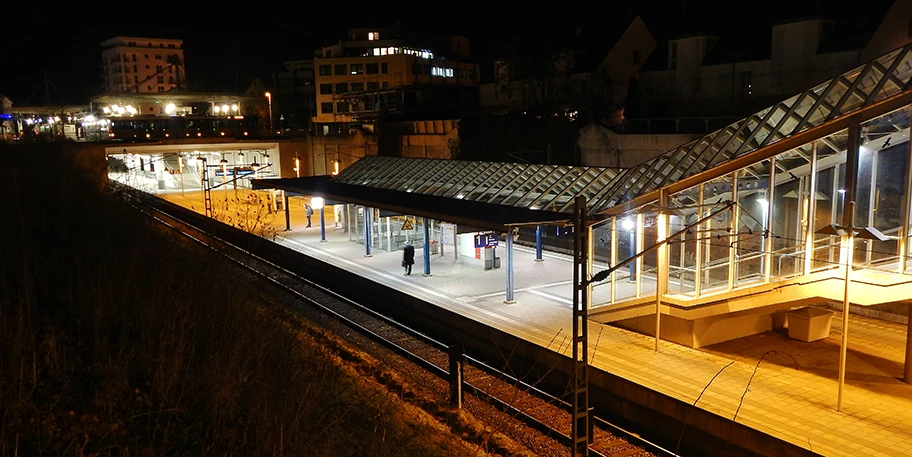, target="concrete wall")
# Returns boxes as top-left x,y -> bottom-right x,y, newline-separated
578,122 -> 700,168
